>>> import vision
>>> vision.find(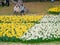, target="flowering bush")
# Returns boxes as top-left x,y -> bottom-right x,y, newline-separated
48,6 -> 60,14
